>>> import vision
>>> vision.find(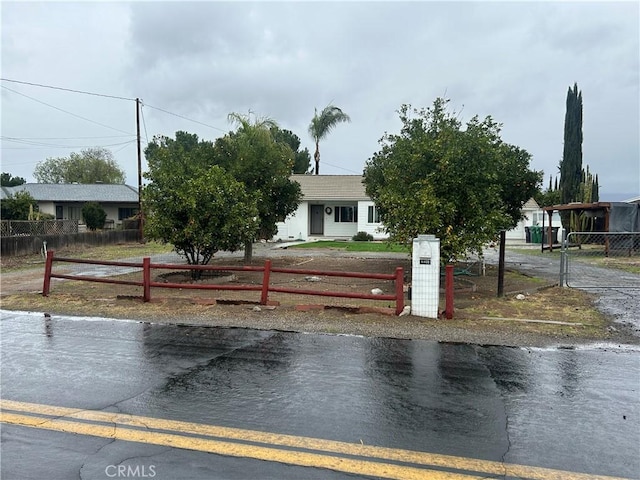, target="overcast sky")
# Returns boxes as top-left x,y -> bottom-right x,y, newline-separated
2,1 -> 639,201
